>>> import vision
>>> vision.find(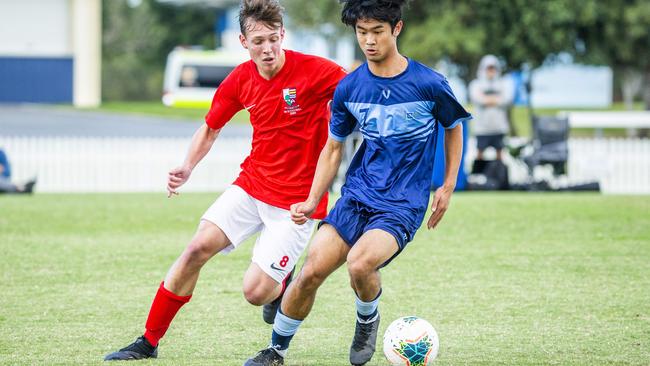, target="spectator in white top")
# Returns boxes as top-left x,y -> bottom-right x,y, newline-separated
469,55 -> 514,161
